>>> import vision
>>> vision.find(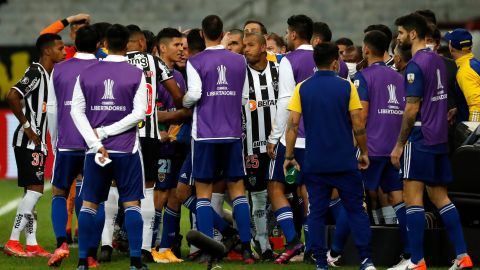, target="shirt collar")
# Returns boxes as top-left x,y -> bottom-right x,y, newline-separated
315,70 -> 336,76
371,61 -> 386,66
205,45 -> 225,50
297,44 -> 313,51
103,55 -> 127,62
74,52 -> 96,60
455,52 -> 475,67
